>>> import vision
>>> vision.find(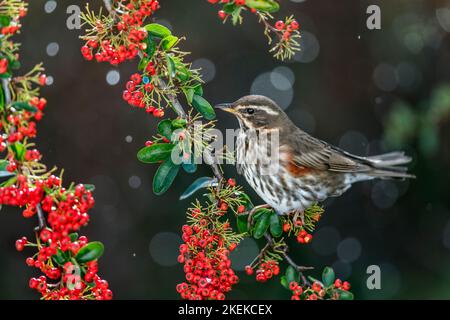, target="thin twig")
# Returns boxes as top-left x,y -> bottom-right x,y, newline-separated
34,204 -> 46,232
103,0 -> 113,13
263,233 -> 313,272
